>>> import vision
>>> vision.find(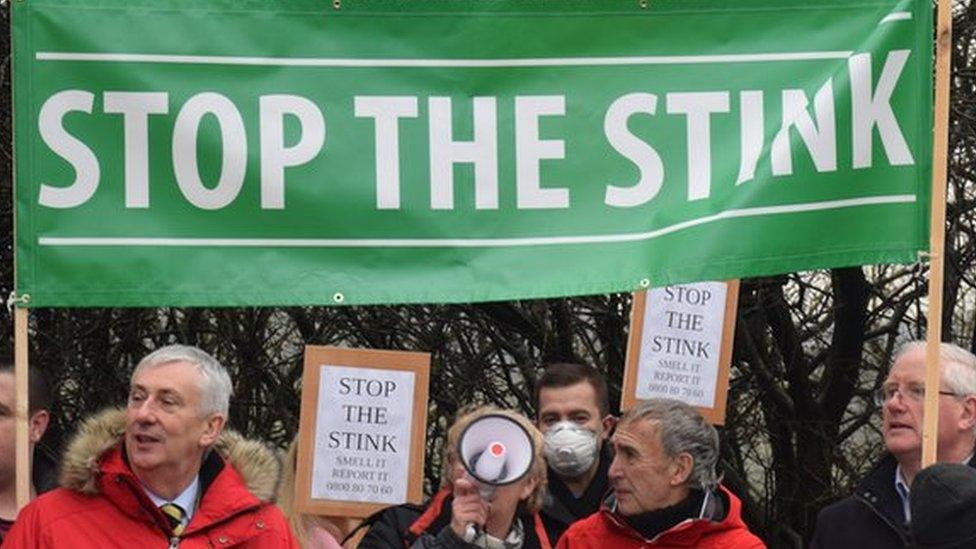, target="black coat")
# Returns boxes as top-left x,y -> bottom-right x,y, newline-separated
33,444 -> 59,494
810,454 -> 976,549
358,489 -> 552,549
539,444 -> 612,544
356,500 -> 424,548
